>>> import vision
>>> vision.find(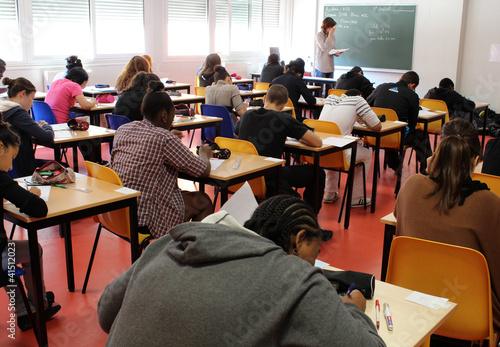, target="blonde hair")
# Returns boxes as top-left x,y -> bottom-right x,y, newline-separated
115,56 -> 151,92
